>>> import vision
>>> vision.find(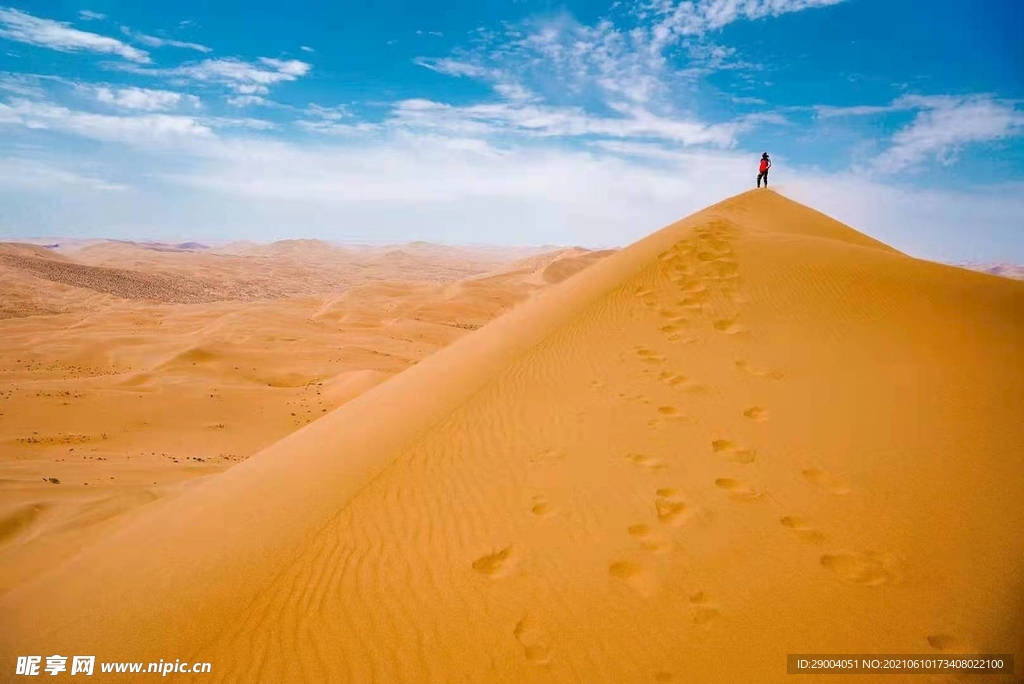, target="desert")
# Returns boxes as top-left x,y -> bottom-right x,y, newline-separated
2,189 -> 1022,682
2,0 -> 1023,679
